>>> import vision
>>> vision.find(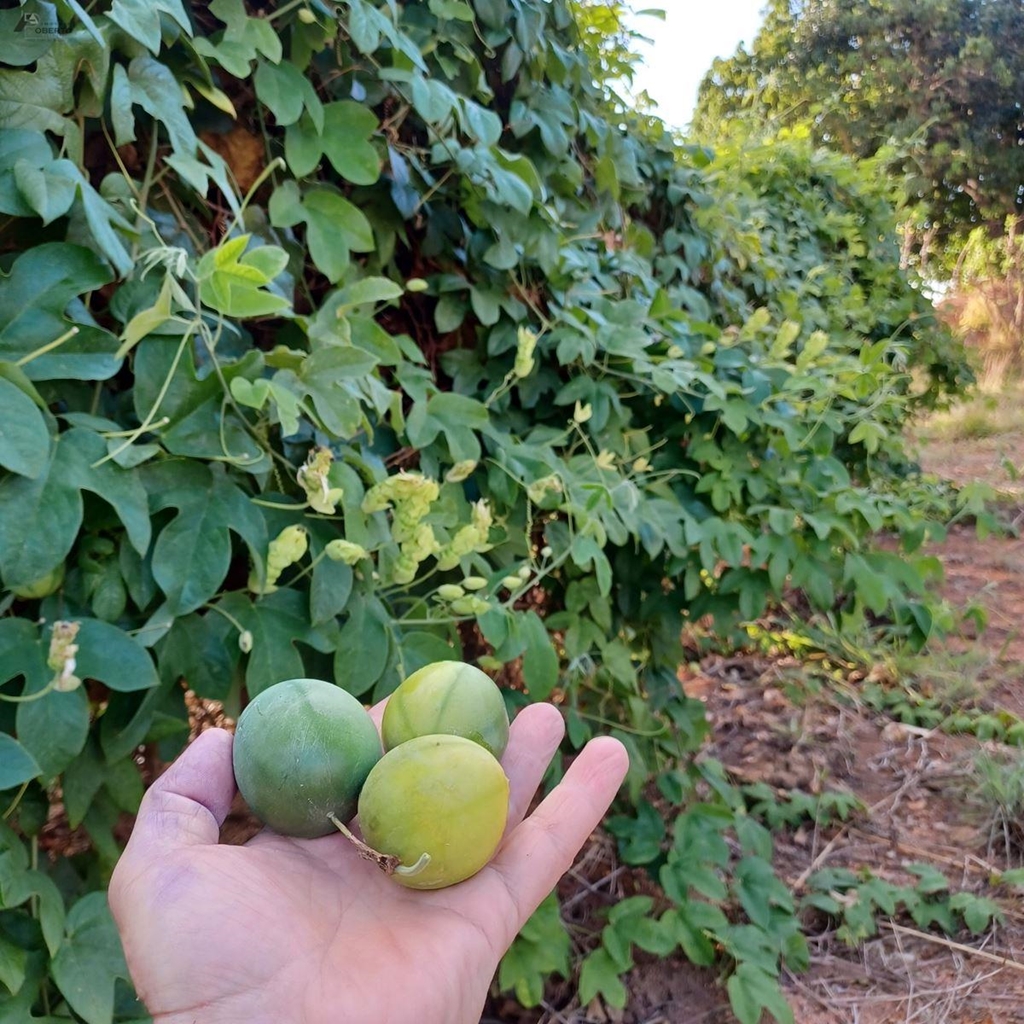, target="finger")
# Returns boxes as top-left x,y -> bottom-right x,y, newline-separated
479,736 -> 629,945
123,727 -> 237,855
500,702 -> 565,836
